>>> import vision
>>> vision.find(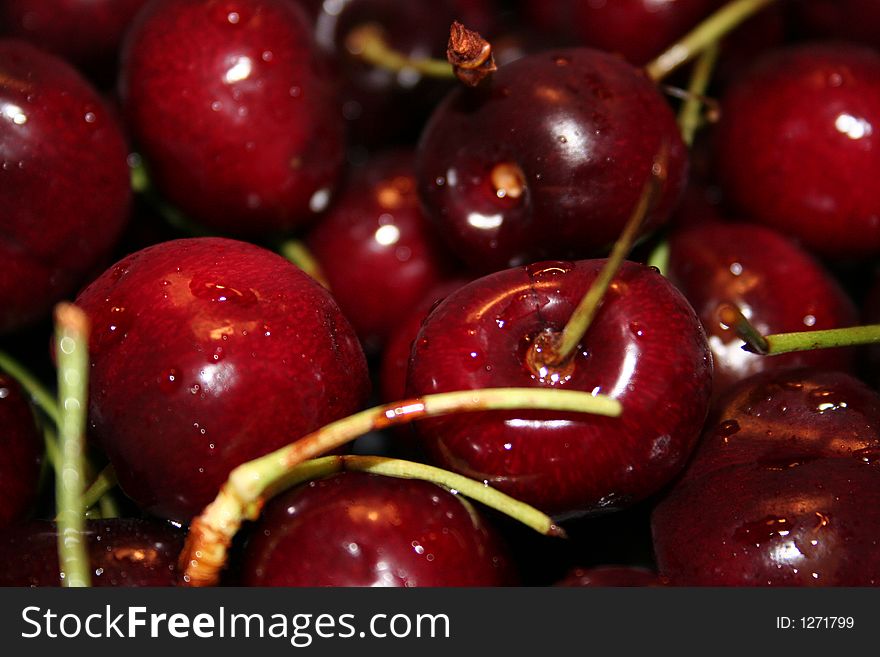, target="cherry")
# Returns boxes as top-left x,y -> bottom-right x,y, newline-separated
119,0 -> 345,235
379,278 -> 470,404
652,369 -> 880,585
0,0 -> 149,85
298,0 -> 494,148
240,471 -> 517,586
791,0 -> 880,47
406,259 -> 712,517
665,221 -> 858,398
306,151 -> 458,353
0,375 -> 42,530
0,518 -> 184,586
73,237 -> 370,522
522,0 -> 716,67
416,48 -> 687,273
555,566 -> 664,587
0,39 -> 131,333
714,42 -> 880,259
